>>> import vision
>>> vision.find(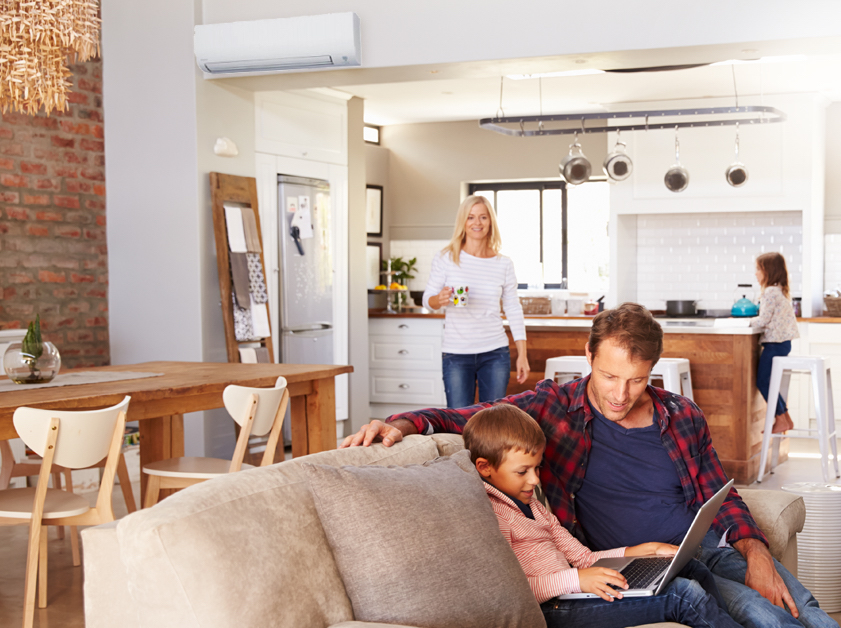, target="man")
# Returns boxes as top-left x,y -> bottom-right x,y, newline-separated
342,303 -> 834,628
